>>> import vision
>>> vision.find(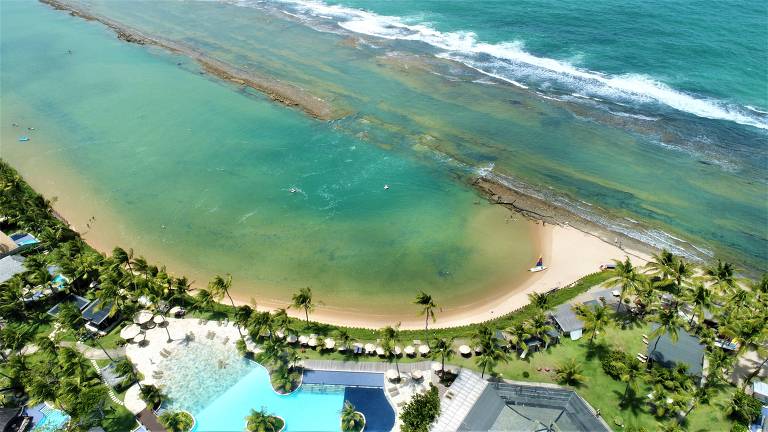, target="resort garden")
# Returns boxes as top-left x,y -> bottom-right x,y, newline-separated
1,159 -> 766,432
